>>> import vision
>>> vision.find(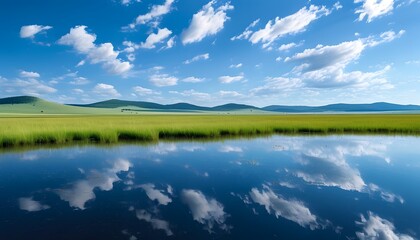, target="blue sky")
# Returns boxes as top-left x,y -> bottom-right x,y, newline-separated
0,0 -> 419,106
